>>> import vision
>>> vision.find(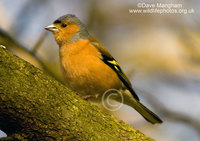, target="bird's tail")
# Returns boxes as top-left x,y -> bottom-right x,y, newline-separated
112,91 -> 163,124
131,99 -> 163,124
